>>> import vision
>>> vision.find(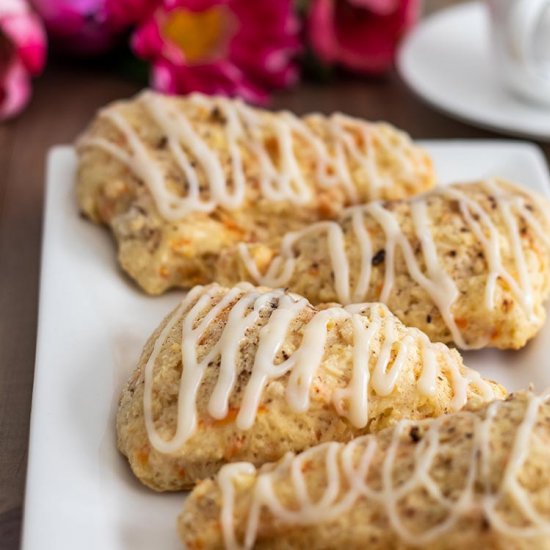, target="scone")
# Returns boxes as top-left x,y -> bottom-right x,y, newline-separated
179,390 -> 550,550
76,90 -> 435,294
116,283 -> 504,491
217,179 -> 550,350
